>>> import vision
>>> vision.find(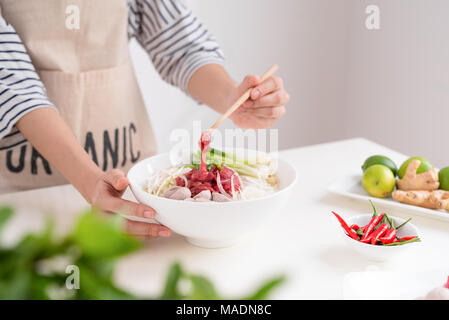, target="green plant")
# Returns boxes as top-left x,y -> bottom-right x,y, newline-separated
0,207 -> 284,300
